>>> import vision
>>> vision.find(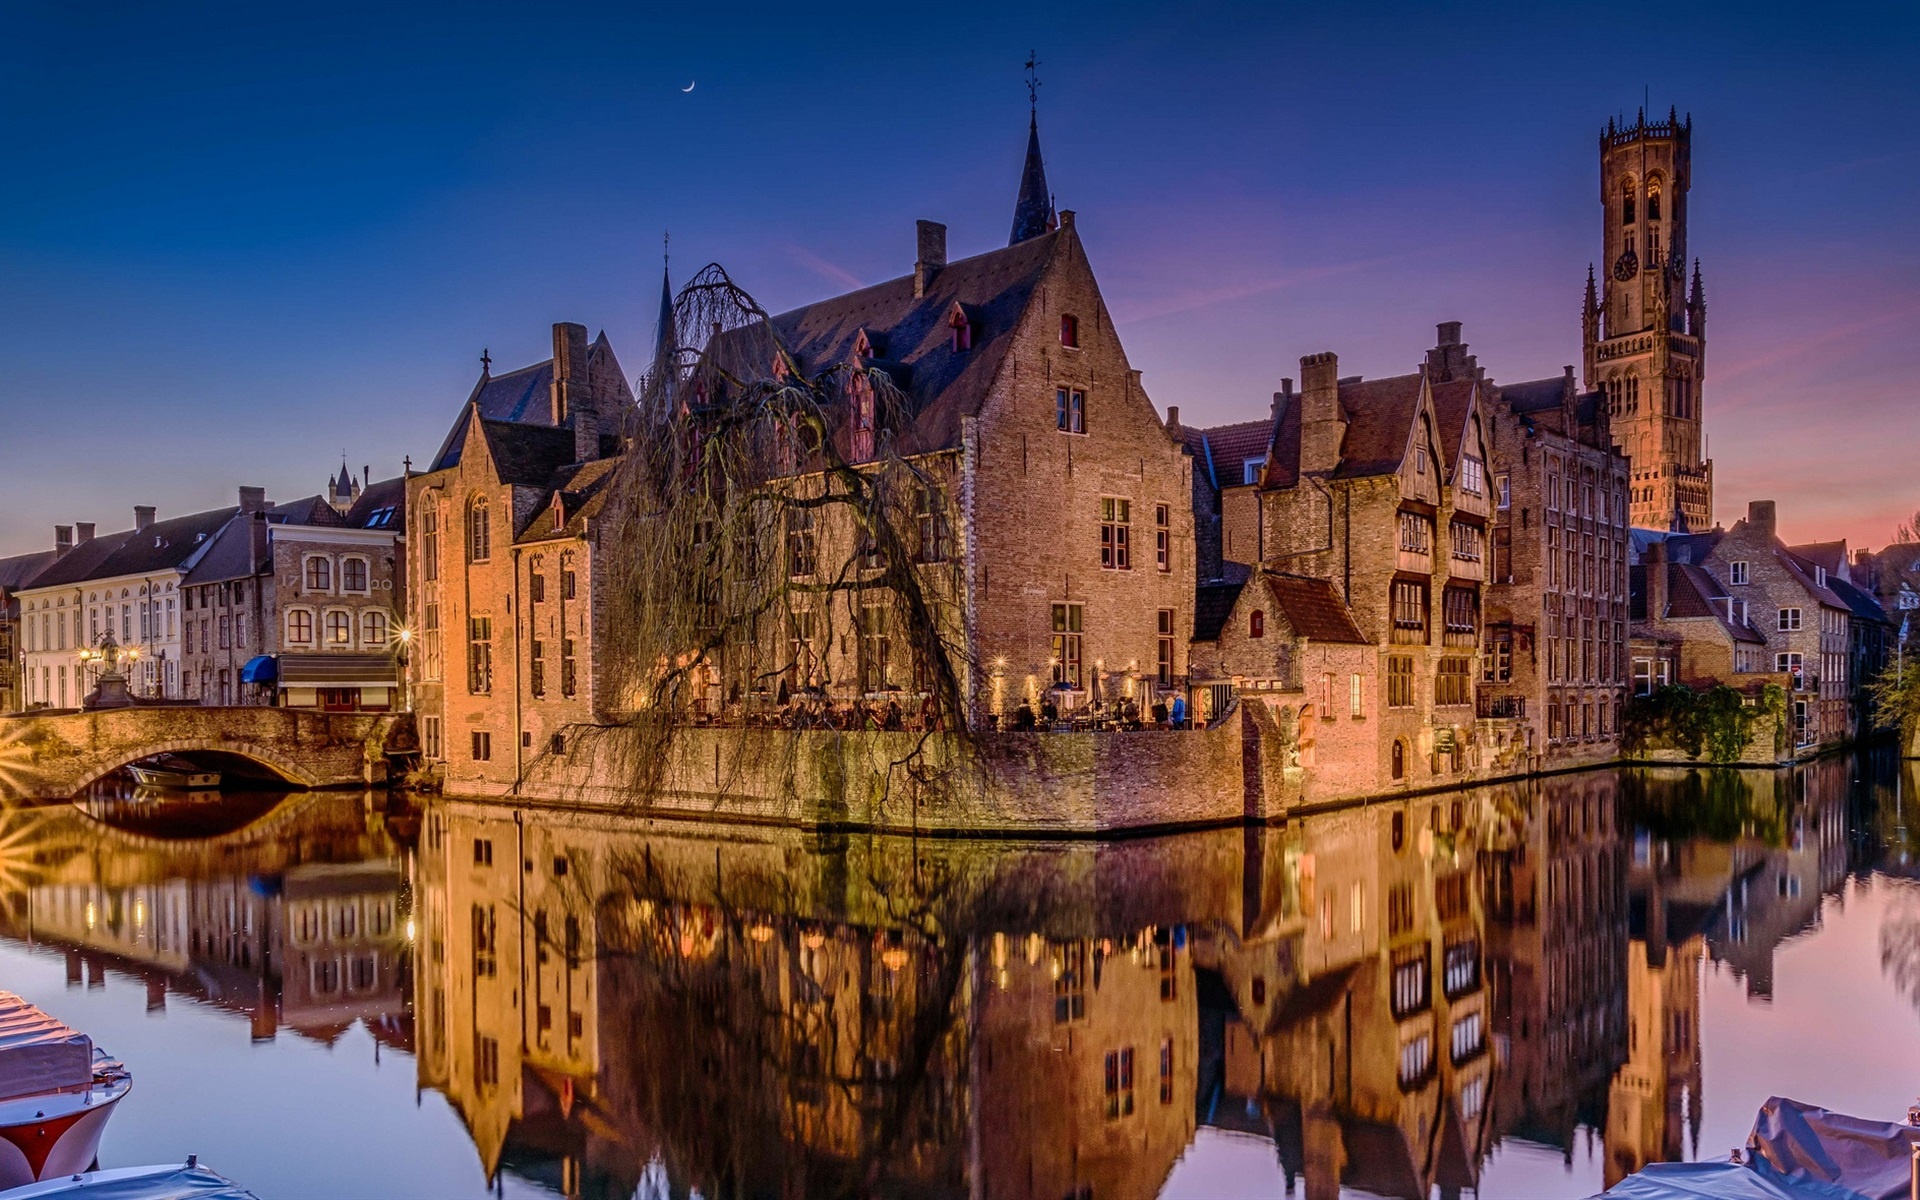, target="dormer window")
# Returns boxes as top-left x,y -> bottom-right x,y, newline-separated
1414,446 -> 1429,475
1060,314 -> 1079,348
948,306 -> 974,353
1242,458 -> 1263,486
